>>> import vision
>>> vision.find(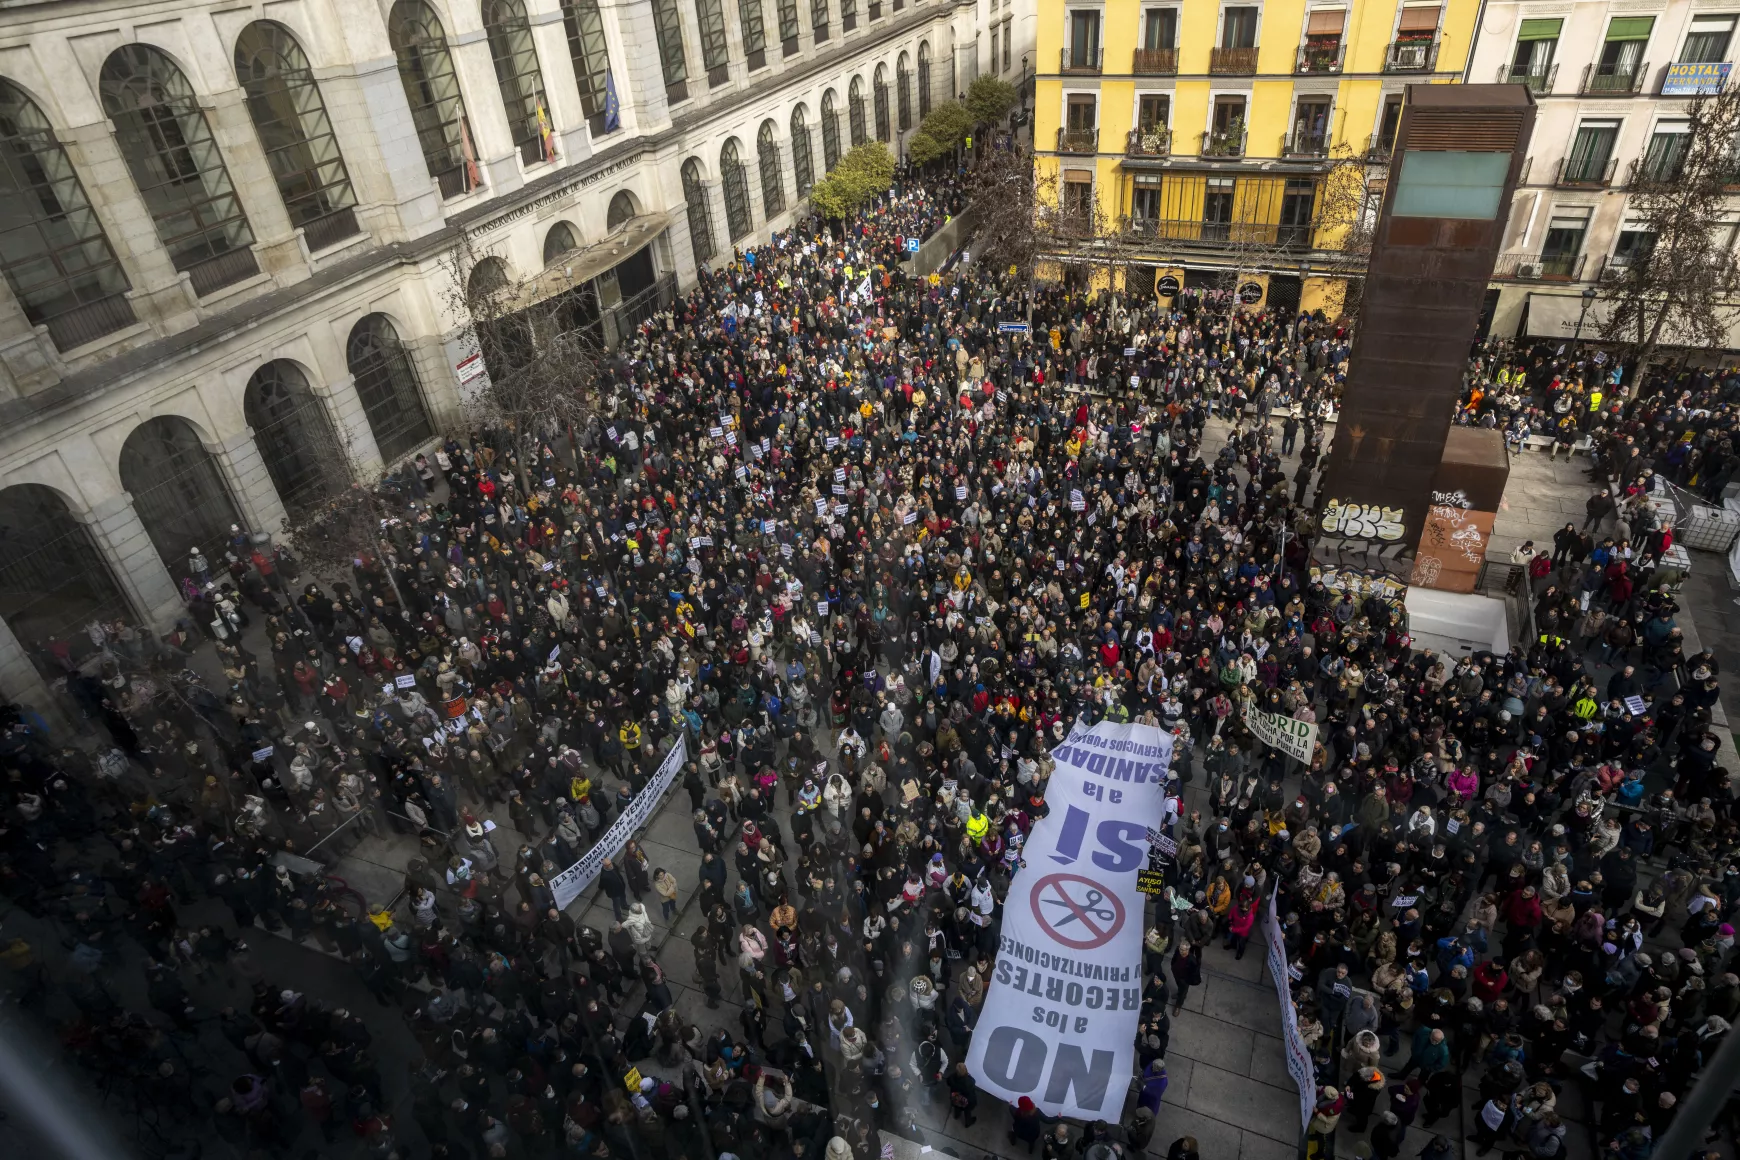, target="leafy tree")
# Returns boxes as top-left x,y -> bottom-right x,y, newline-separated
1599,85 -> 1740,382
964,75 -> 1017,126
808,142 -> 894,218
